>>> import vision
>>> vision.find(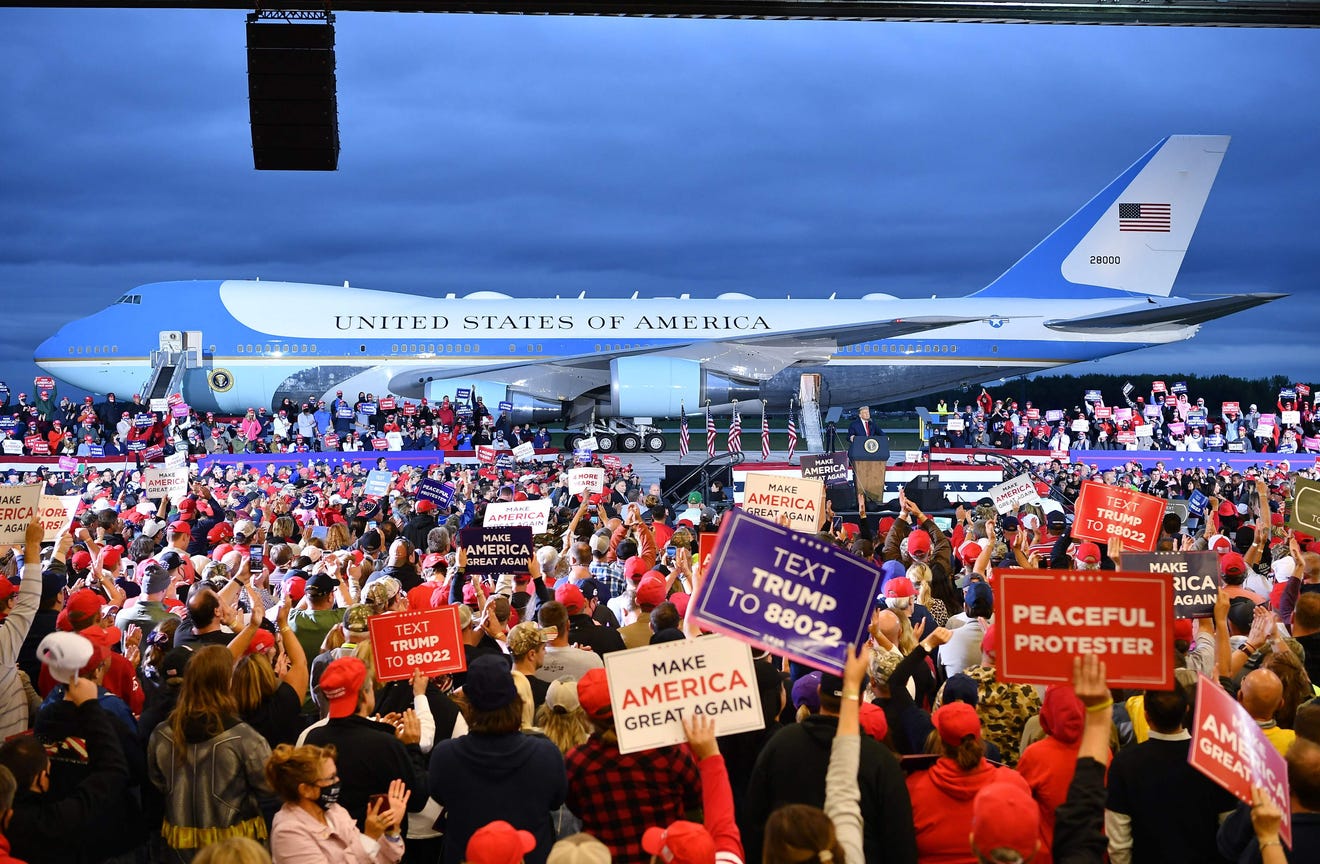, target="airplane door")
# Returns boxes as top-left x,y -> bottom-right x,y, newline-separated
159,331 -> 183,353
183,330 -> 204,368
